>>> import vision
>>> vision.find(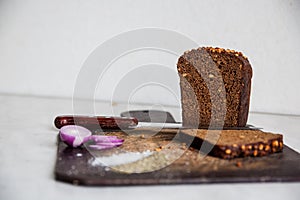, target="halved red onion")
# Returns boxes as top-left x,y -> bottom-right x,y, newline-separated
59,125 -> 92,147
59,125 -> 124,149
